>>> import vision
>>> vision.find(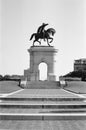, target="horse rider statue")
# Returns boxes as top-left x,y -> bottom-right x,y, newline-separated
30,23 -> 56,46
